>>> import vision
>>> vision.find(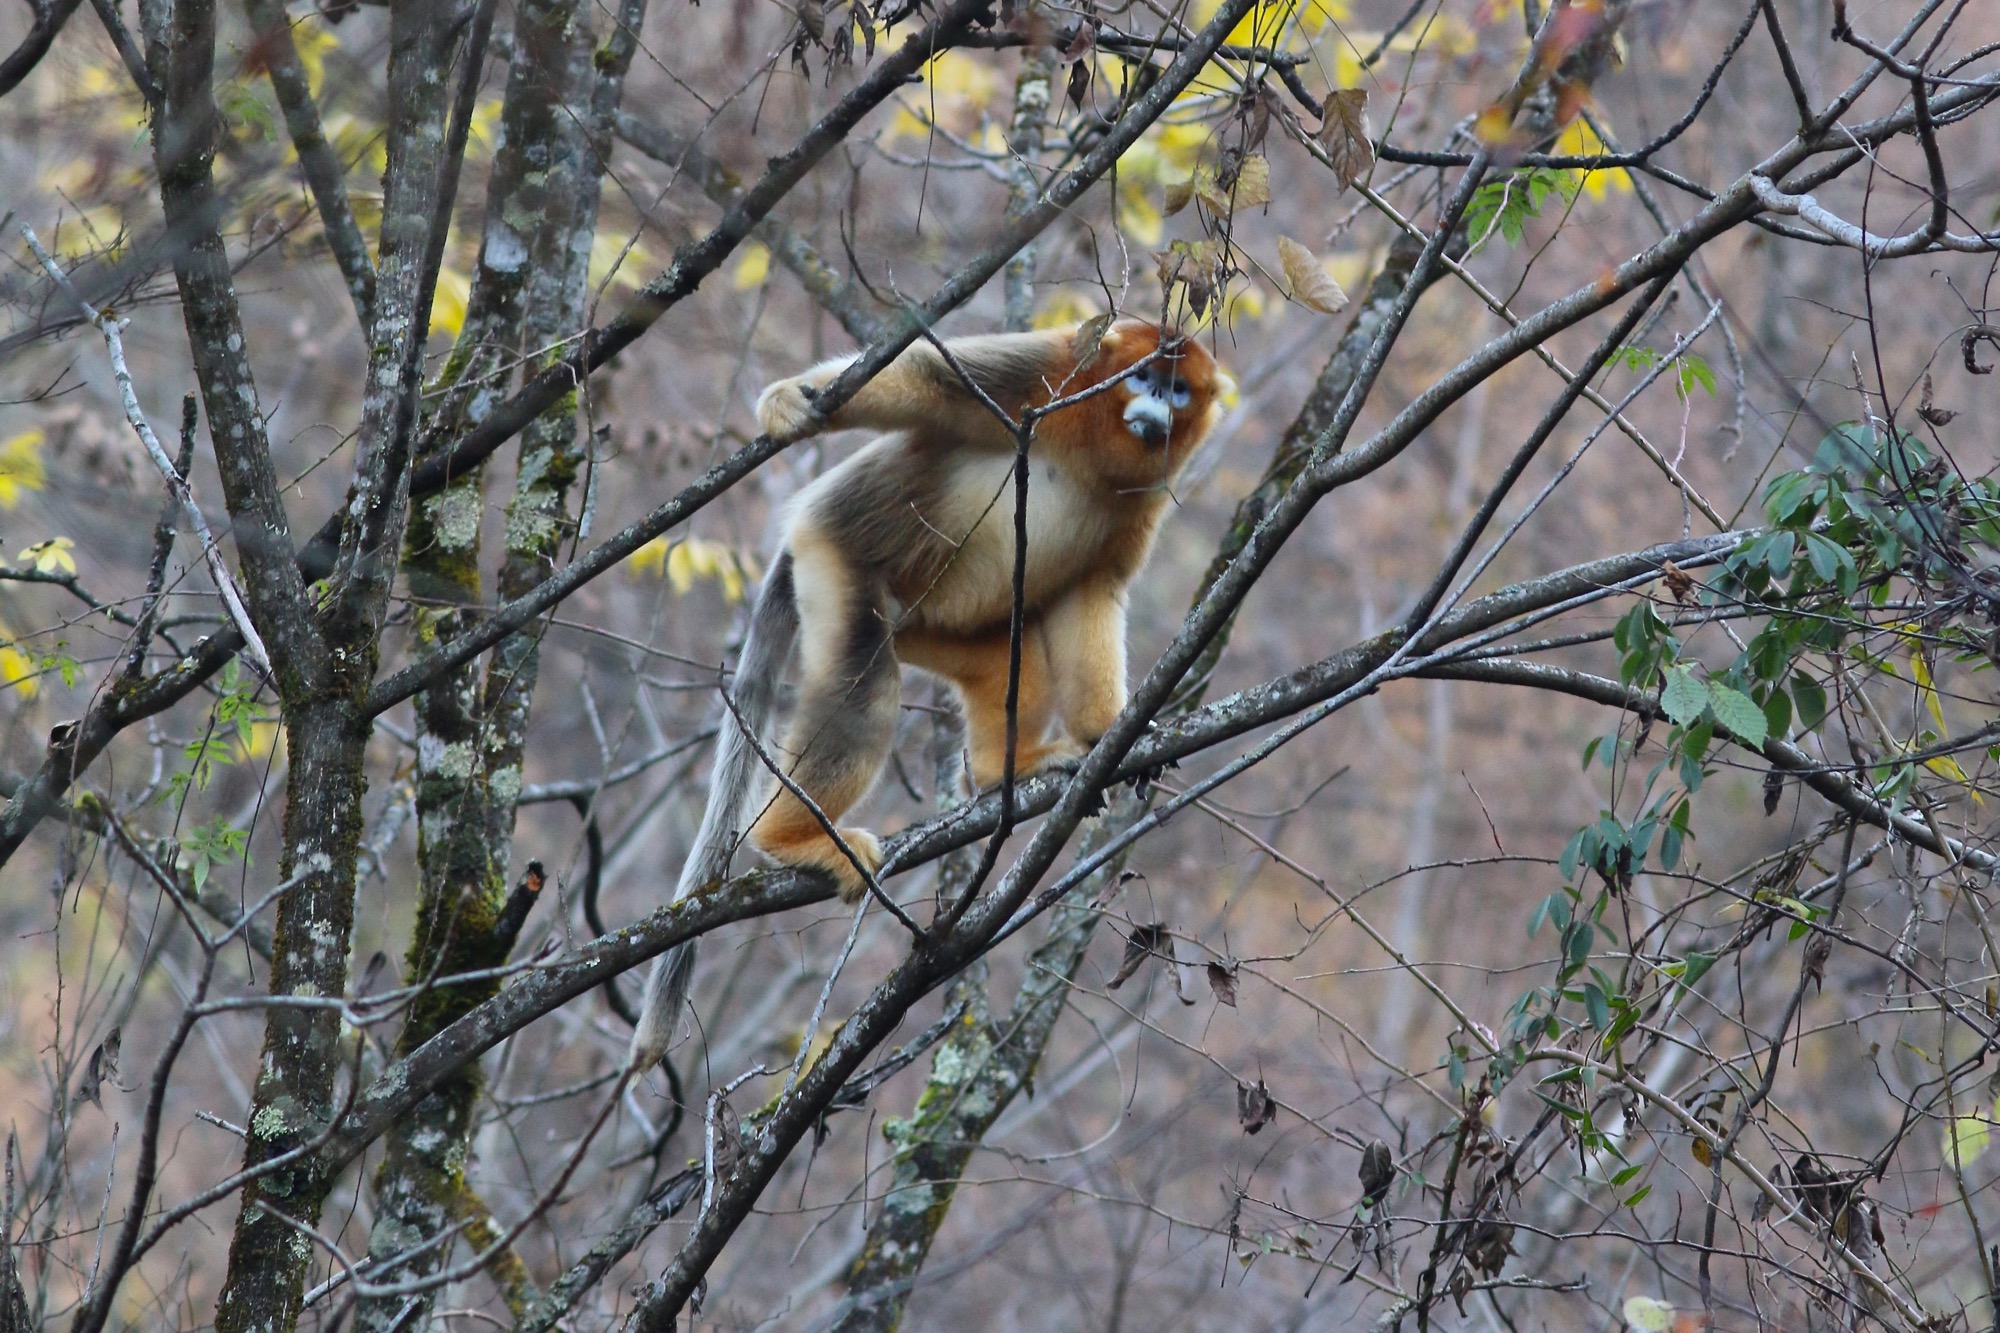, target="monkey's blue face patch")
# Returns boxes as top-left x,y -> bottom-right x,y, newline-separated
1121,362 -> 1189,444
